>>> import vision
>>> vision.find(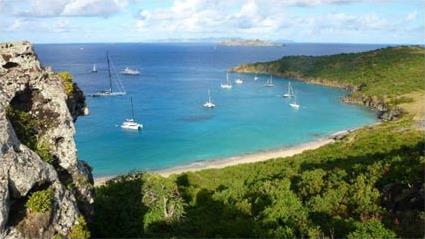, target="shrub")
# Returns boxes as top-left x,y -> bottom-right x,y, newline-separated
25,188 -> 54,213
35,141 -> 54,163
69,216 -> 90,239
347,220 -> 396,239
57,71 -> 74,96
